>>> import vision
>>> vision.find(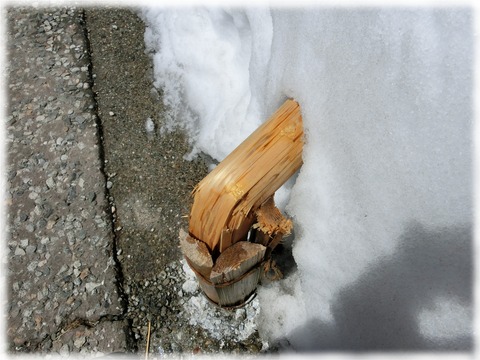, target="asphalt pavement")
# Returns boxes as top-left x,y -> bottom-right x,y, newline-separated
6,6 -> 266,356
